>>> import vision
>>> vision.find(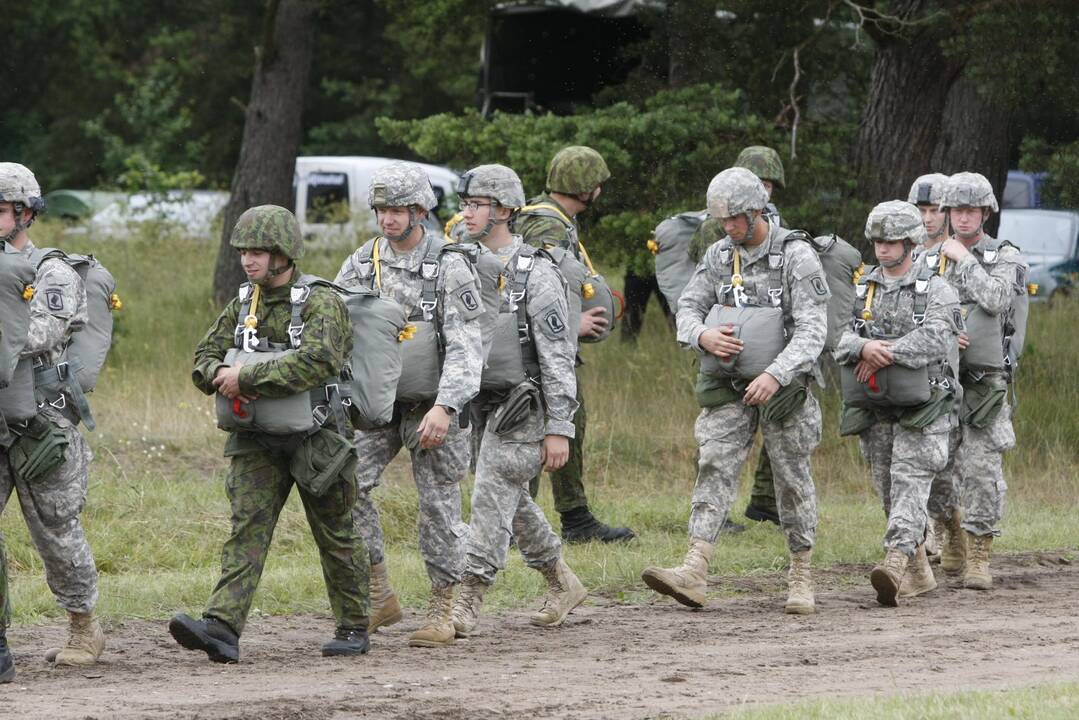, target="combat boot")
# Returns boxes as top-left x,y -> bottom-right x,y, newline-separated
940,512 -> 967,575
560,507 -> 635,544
870,549 -> 909,607
51,611 -> 106,666
368,561 -> 403,633
322,626 -> 369,656
530,558 -> 588,627
784,549 -> 815,615
0,631 -> 14,684
925,519 -> 942,563
169,613 -> 239,664
451,574 -> 490,638
963,533 -> 994,590
640,538 -> 713,608
899,543 -> 938,598
408,584 -> 456,647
